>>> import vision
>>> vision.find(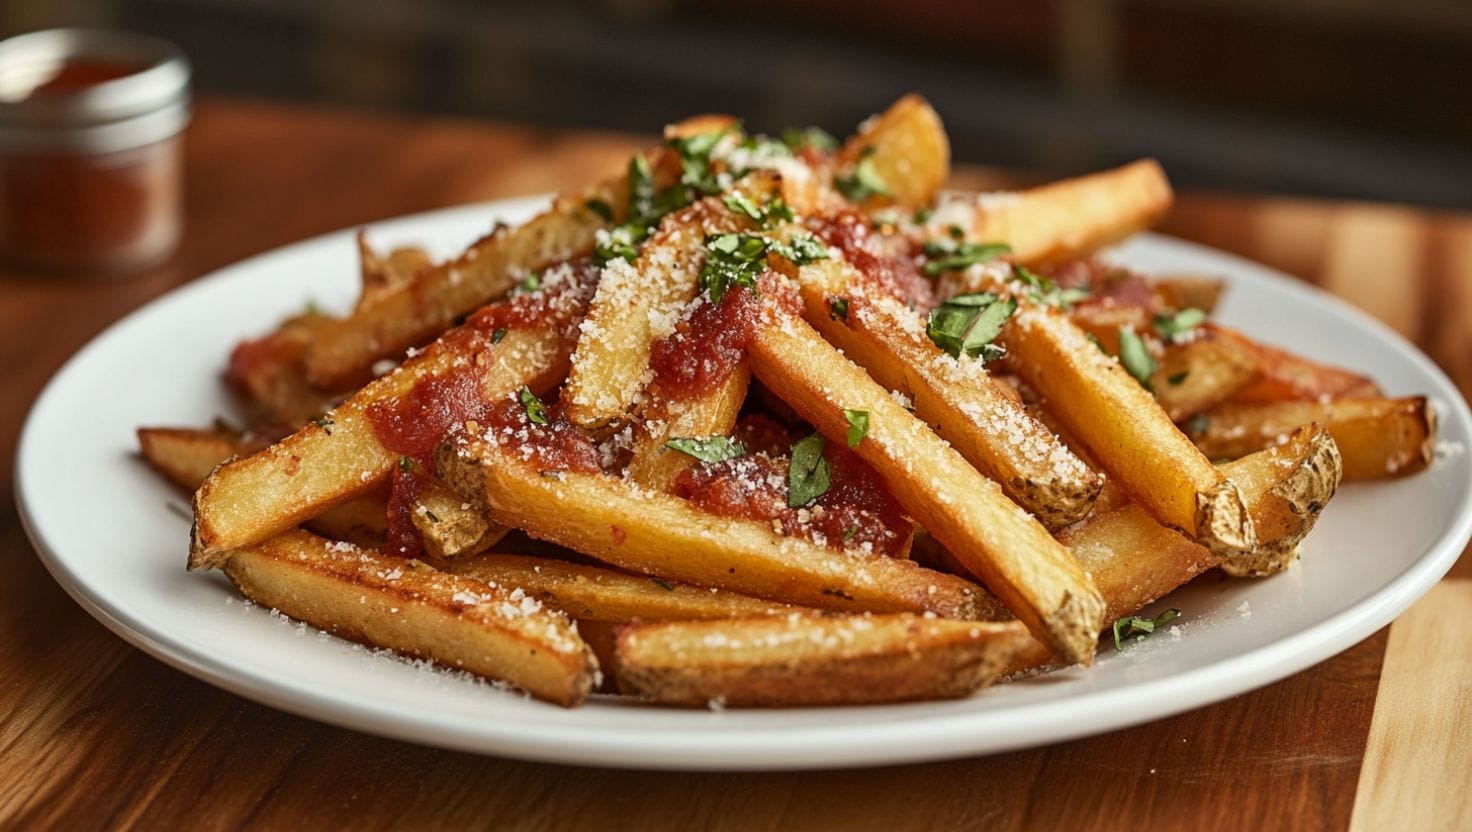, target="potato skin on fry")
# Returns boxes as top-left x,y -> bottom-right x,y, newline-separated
614,615 -> 1030,707
1217,425 -> 1342,576
222,530 -> 598,707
